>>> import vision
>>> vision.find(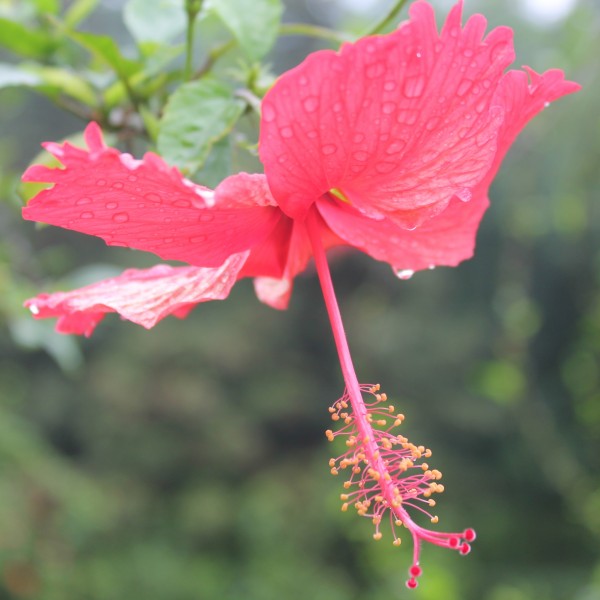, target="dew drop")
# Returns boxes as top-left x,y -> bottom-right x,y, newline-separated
303,96 -> 319,113
425,117 -> 440,131
76,197 -> 92,205
112,181 -> 124,190
462,48 -> 474,58
386,140 -> 406,154
396,269 -> 414,280
262,103 -> 276,122
353,133 -> 365,143
382,102 -> 396,115
403,75 -> 425,99
145,192 -> 162,203
333,102 -> 343,113
456,188 -> 472,203
307,130 -> 318,139
105,201 -> 118,210
281,126 -> 293,139
190,235 -> 207,244
96,179 -> 106,186
164,237 -> 174,244
199,213 -> 214,222
173,199 -> 191,208
544,101 -> 551,108
128,175 -> 137,182
383,81 -> 397,92
321,144 -> 337,155
29,304 -> 40,315
112,212 -> 129,223
428,264 -> 436,270
80,211 -> 94,219
353,151 -> 369,162
299,75 -> 308,86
